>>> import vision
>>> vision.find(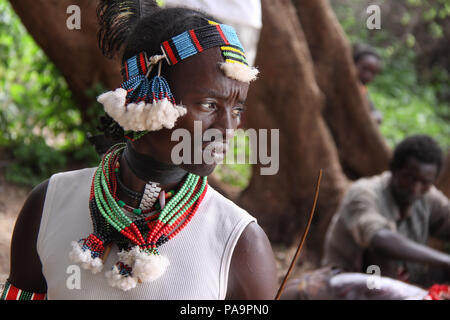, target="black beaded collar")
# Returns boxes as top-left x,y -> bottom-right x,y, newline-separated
123,141 -> 187,185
